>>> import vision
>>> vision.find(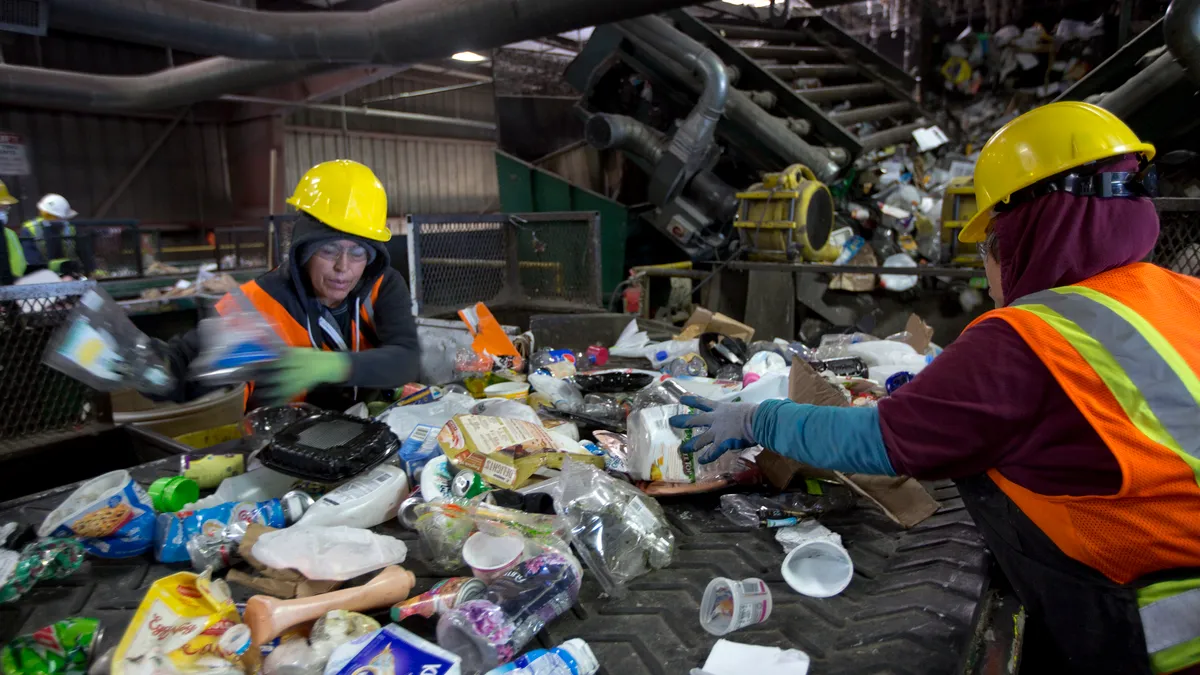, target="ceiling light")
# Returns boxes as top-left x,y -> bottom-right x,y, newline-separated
452,51 -> 488,62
